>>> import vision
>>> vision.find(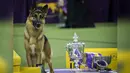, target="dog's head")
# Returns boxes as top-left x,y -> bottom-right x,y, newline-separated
29,3 -> 48,29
